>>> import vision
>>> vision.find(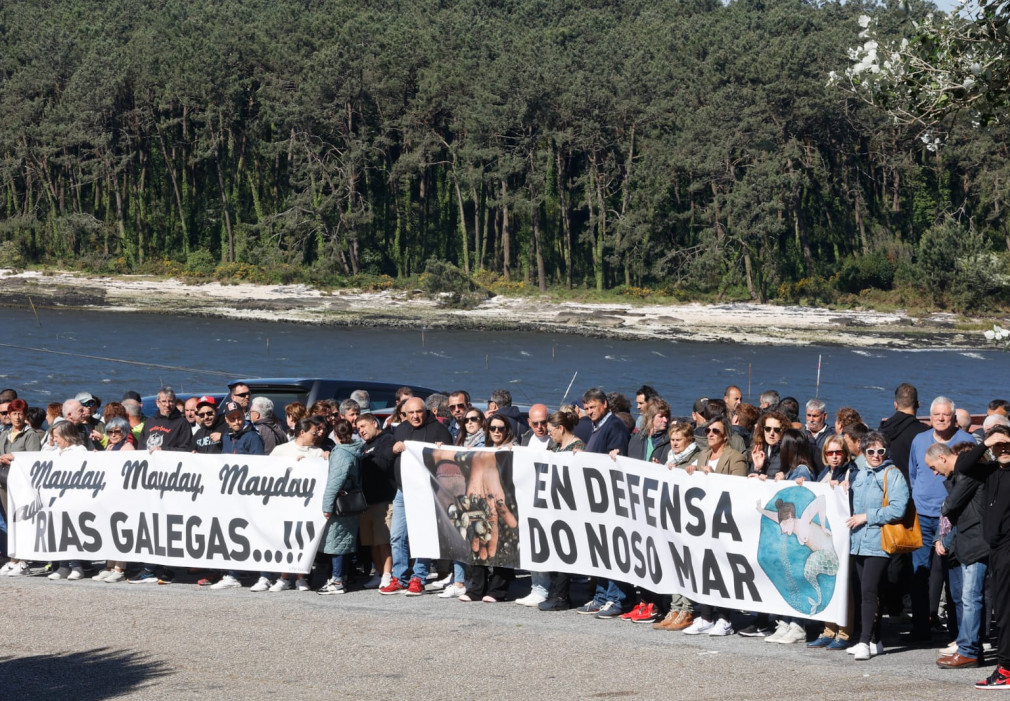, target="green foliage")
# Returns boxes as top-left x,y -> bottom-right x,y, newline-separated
836,253 -> 895,294
777,276 -> 837,305
0,0 -> 1004,306
421,259 -> 491,308
0,240 -> 25,269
